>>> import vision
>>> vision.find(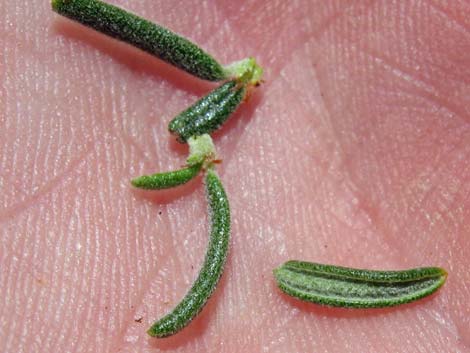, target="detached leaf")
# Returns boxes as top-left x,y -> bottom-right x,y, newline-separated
274,260 -> 447,308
